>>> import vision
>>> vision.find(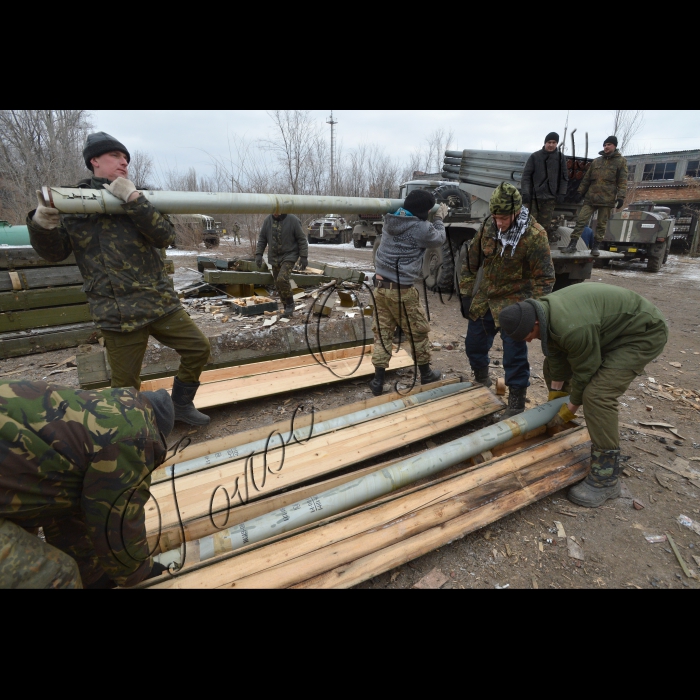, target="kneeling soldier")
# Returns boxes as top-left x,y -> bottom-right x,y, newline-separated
499,283 -> 668,507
